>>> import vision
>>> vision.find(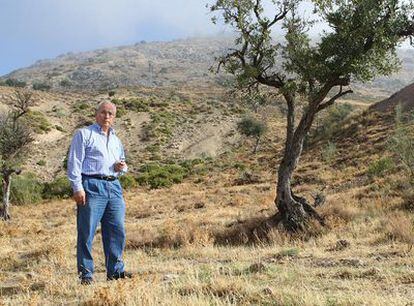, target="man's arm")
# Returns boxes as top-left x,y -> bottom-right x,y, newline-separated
67,130 -> 86,205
